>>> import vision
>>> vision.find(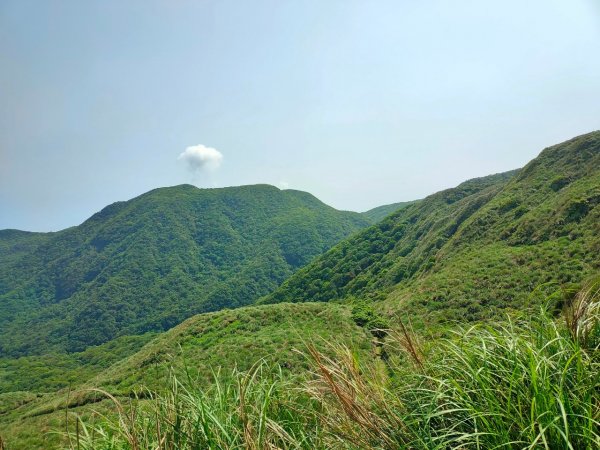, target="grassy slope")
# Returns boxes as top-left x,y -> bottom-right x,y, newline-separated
262,131 -> 600,326
0,302 -> 372,449
362,200 -> 418,222
0,184 -> 370,356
